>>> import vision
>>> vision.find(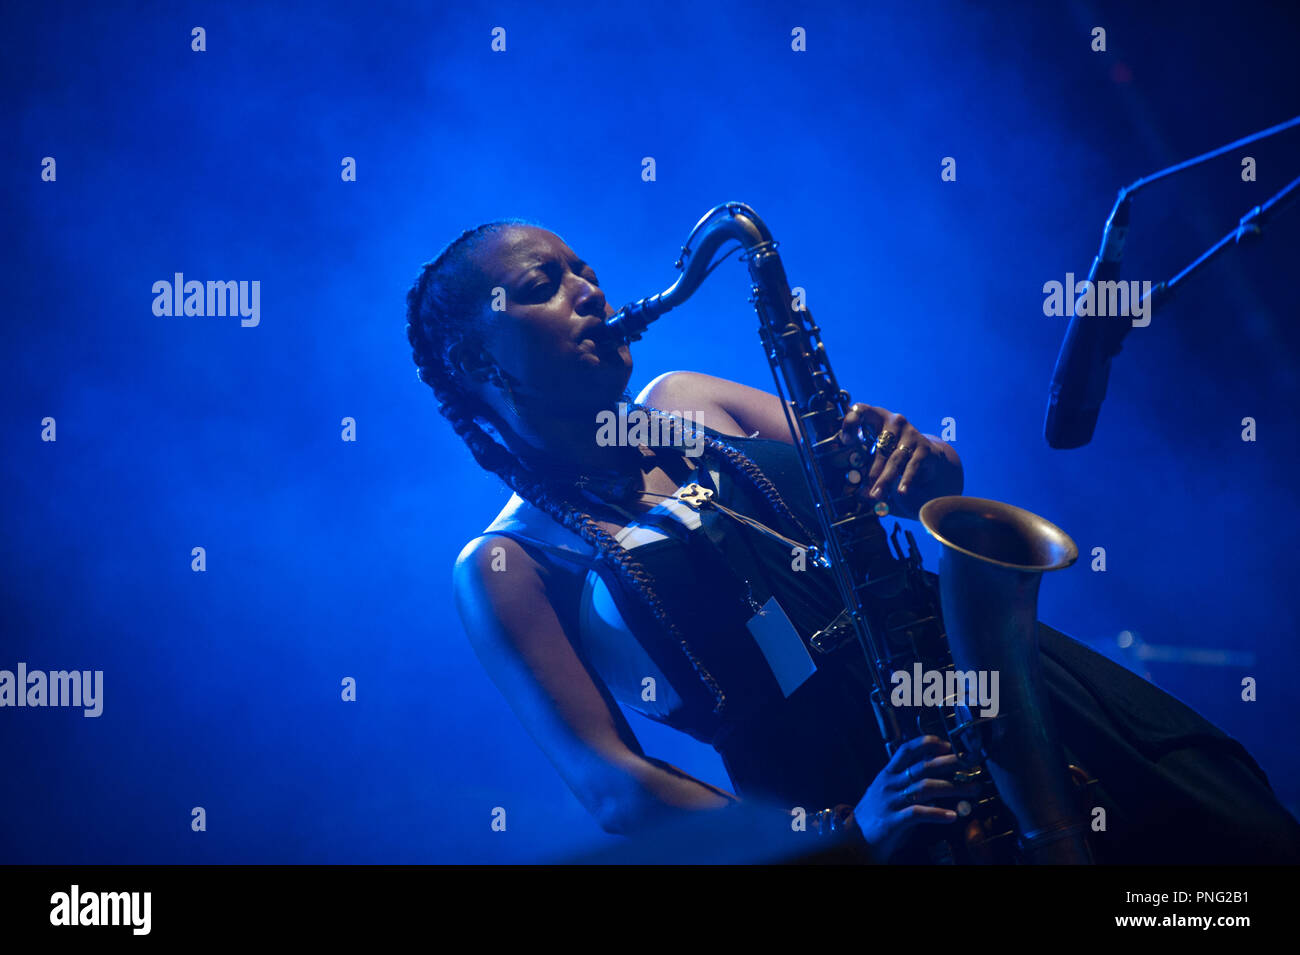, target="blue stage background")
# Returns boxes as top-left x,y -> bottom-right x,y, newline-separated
3,0 -> 1298,862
